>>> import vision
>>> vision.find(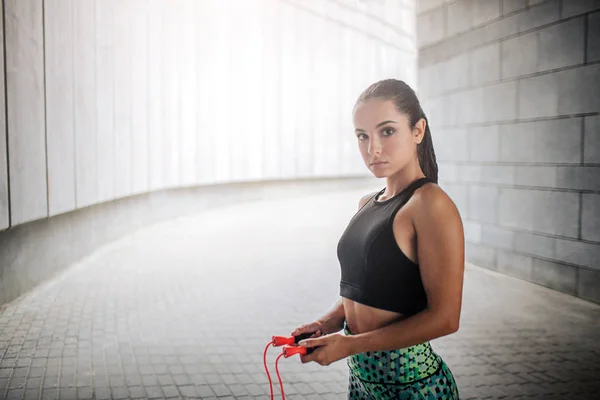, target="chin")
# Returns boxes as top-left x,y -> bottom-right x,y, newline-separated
371,171 -> 387,179
368,167 -> 389,179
